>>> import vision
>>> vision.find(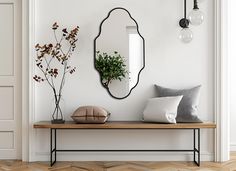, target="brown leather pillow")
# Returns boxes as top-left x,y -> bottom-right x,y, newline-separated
71,106 -> 110,124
